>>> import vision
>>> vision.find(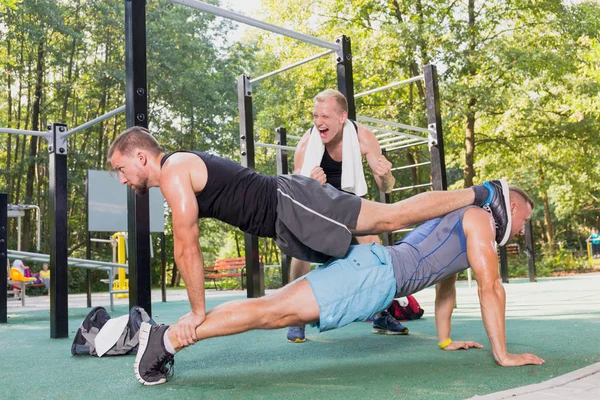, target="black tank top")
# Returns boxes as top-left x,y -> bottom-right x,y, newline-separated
311,120 -> 359,191
160,151 -> 278,238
